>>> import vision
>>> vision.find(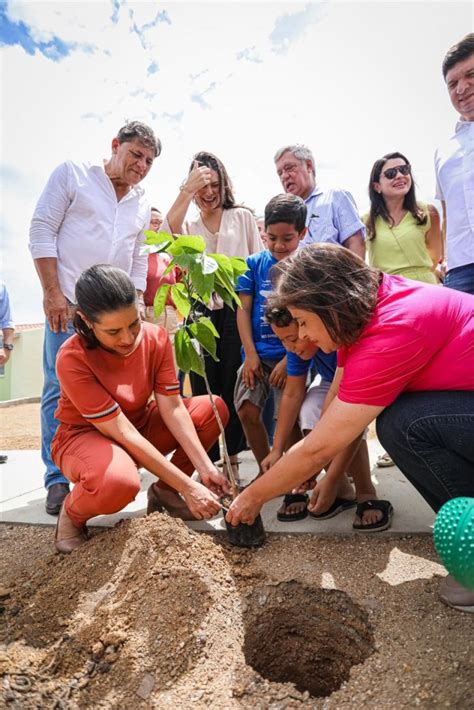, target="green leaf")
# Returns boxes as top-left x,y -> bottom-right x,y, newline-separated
189,320 -> 219,360
153,284 -> 169,318
199,316 -> 219,338
229,256 -> 249,278
188,262 -> 214,302
171,284 -> 191,318
167,235 -> 205,255
174,328 -> 191,372
172,253 -> 196,271
214,283 -> 235,309
144,230 -> 173,247
209,252 -> 234,279
182,329 -> 205,376
214,267 -> 236,295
